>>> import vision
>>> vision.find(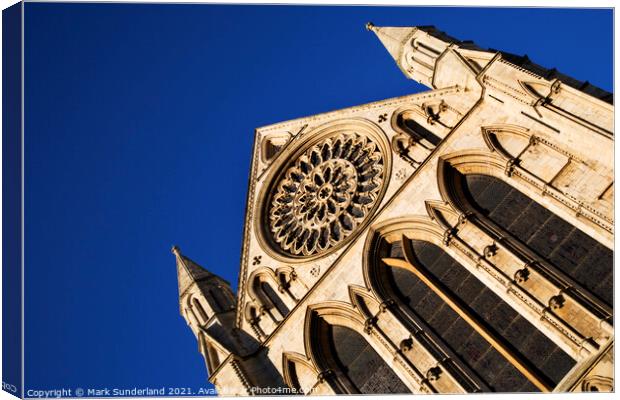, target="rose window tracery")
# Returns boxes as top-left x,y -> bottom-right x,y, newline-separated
268,133 -> 385,257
